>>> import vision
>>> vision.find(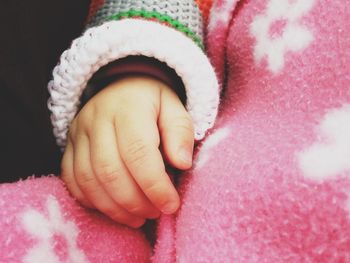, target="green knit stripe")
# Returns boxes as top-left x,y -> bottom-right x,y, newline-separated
107,10 -> 204,50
